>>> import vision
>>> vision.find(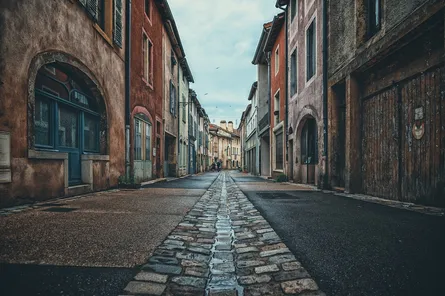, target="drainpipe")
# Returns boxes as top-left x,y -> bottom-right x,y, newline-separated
177,61 -> 181,177
266,52 -> 271,176
125,0 -> 132,178
276,3 -> 289,177
322,0 -> 329,189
